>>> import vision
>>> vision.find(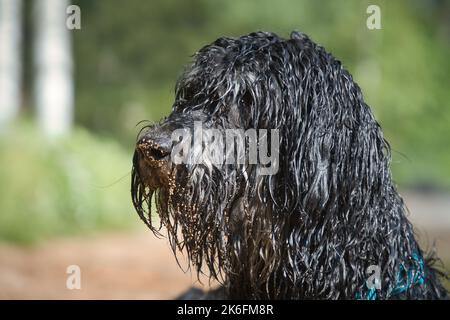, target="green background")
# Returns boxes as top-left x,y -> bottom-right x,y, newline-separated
1,0 -> 449,242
